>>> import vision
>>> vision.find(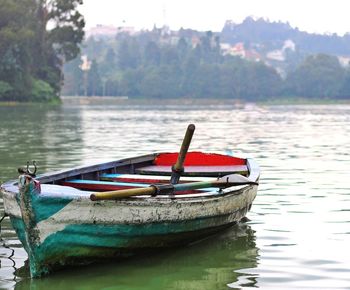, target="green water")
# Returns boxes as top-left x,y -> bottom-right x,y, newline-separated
1,101 -> 350,289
